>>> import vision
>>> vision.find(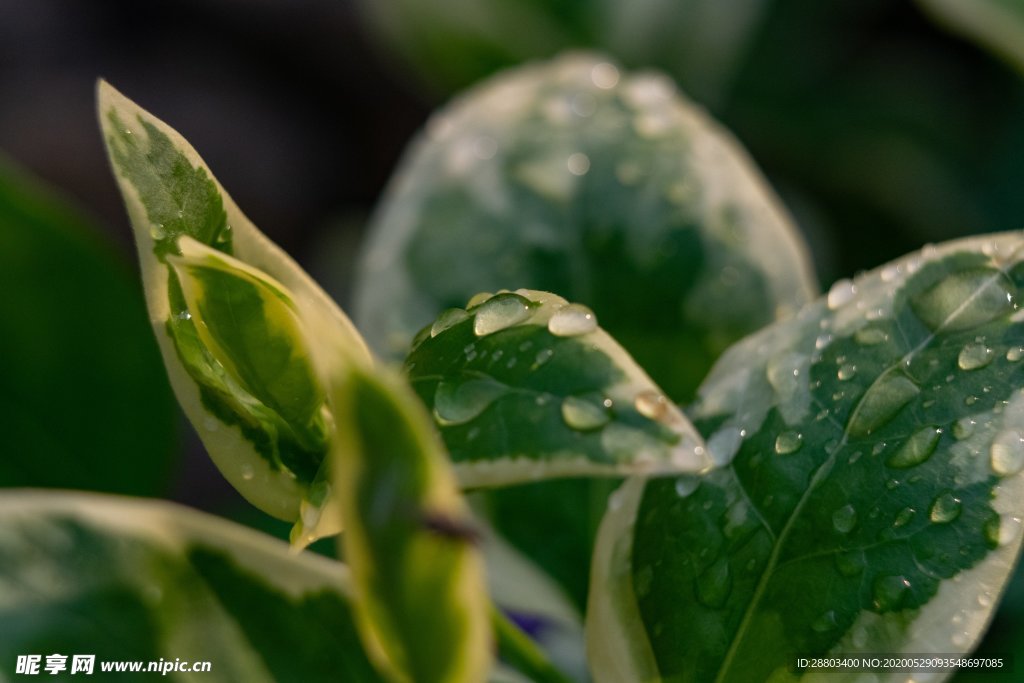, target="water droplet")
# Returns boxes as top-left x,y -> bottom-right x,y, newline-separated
431,308 -> 470,337
561,395 -> 610,431
150,222 -> 166,240
434,378 -> 506,425
873,575 -> 911,611
958,342 -> 994,370
532,348 -> 555,369
827,278 -> 857,309
838,363 -> 857,381
894,507 -> 916,528
567,152 -> 590,176
929,491 -> 962,524
591,61 -> 620,89
847,369 -> 920,437
815,334 -> 832,350
775,431 -> 803,455
548,303 -> 597,337
696,558 -> 732,608
832,504 -> 857,534
467,291 -> 493,308
855,326 -> 889,346
991,430 -> 1024,475
240,464 -> 254,481
675,476 -> 700,497
473,293 -> 532,336
886,426 -> 941,468
911,267 -> 1015,332
635,390 -> 669,421
1008,347 -> 1024,362
811,610 -> 839,633
952,417 -> 975,440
